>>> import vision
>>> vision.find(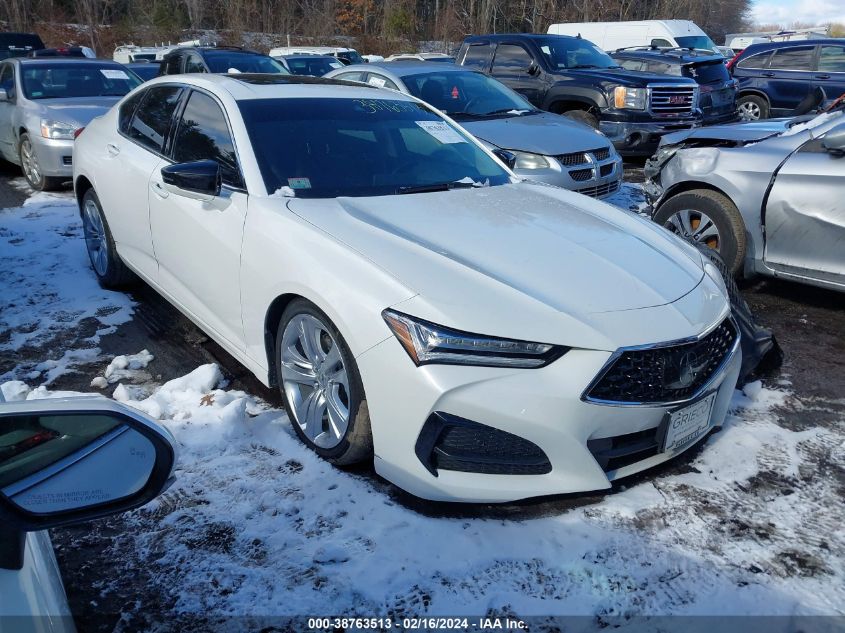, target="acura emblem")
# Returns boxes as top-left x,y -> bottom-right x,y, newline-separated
667,350 -> 709,390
